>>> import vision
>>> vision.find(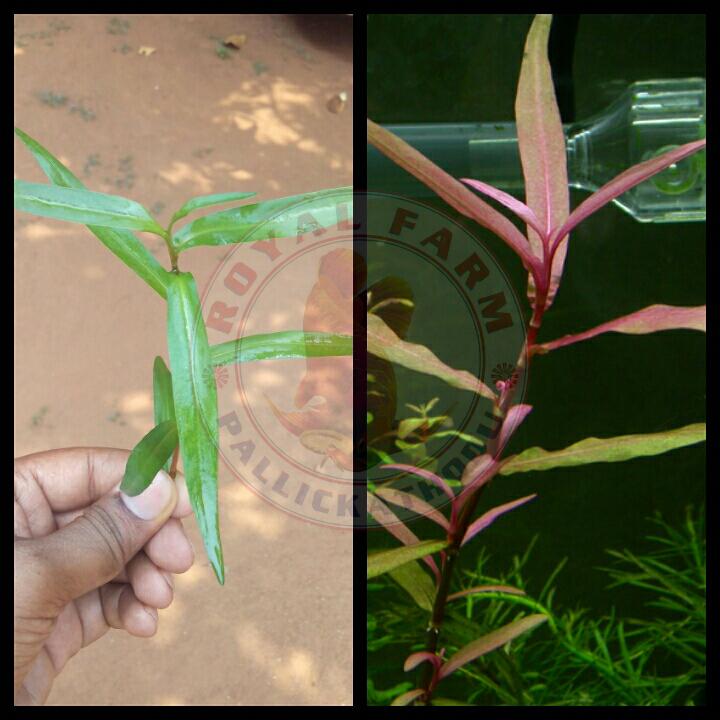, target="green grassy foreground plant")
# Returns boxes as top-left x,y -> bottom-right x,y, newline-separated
366,14 -> 705,704
14,127 -> 353,584
367,507 -> 705,706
